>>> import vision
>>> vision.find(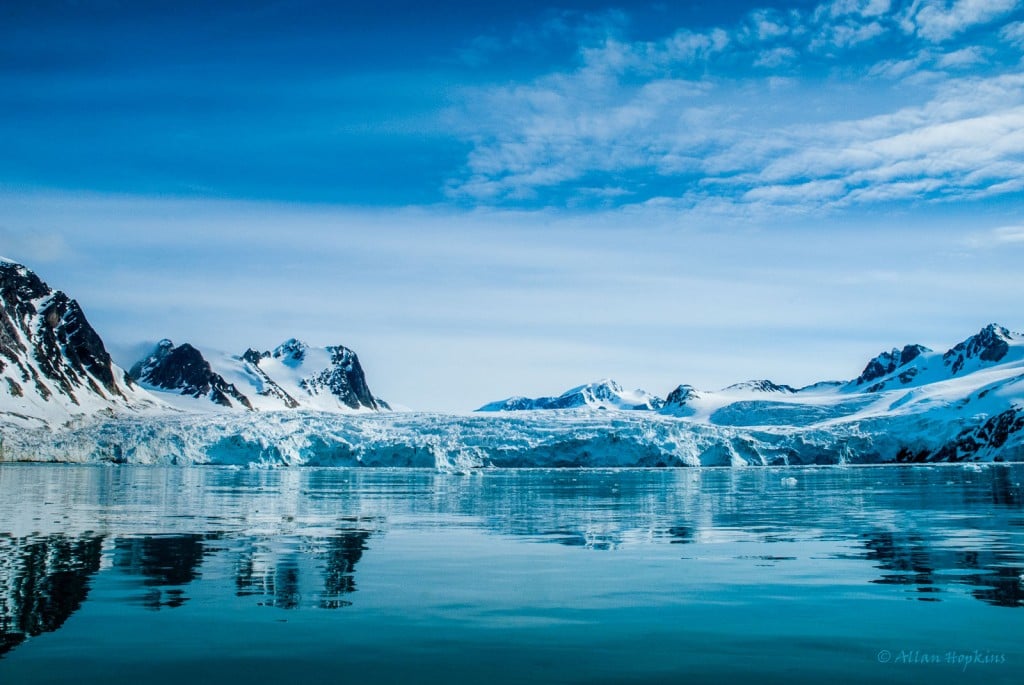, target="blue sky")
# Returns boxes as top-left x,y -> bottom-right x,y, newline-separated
2,0 -> 1024,410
